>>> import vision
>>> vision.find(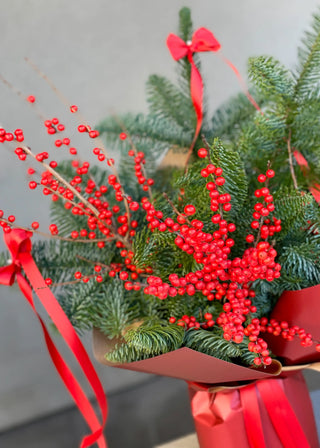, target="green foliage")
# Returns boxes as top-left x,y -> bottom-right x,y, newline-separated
210,139 -> 248,218
31,239 -> 116,286
0,251 -> 9,267
248,56 -> 294,101
147,75 -> 196,131
211,90 -> 266,143
58,280 -> 141,336
295,10 -> 320,100
279,241 -> 320,284
182,328 -> 260,365
106,322 -> 184,363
